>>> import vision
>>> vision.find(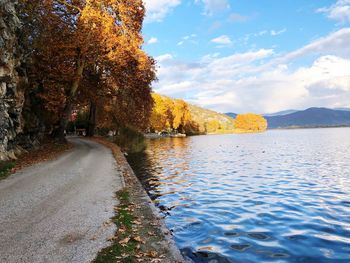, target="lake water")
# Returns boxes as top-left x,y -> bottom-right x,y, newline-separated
127,128 -> 350,263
